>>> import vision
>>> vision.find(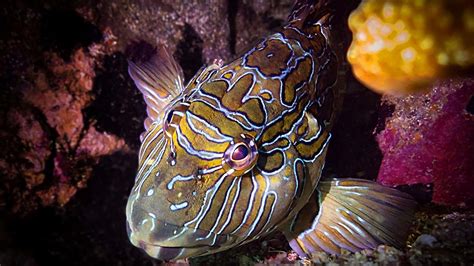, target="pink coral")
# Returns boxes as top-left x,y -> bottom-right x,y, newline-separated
377,78 -> 474,207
